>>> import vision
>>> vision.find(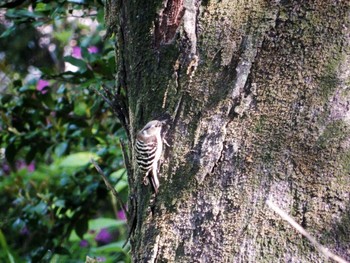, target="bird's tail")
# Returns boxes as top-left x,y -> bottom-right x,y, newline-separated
150,174 -> 159,194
